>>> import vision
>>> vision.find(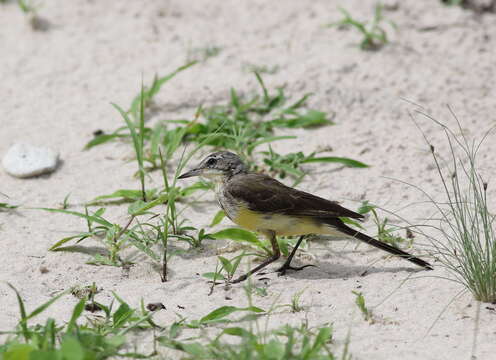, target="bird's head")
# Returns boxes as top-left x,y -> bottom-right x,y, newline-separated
178,151 -> 248,181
